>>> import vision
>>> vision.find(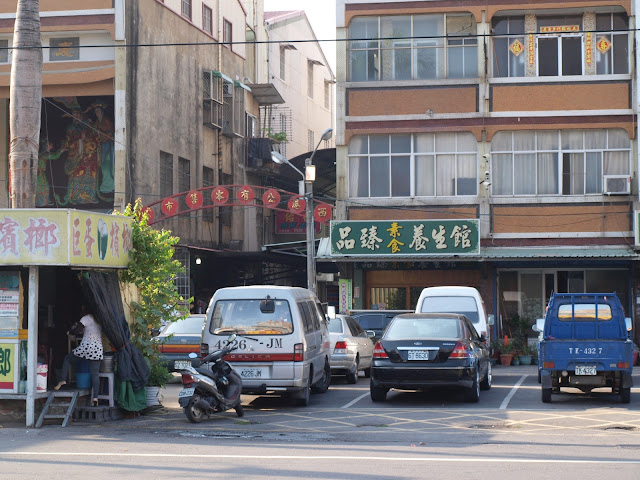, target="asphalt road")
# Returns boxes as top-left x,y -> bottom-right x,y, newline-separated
1,365 -> 640,479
